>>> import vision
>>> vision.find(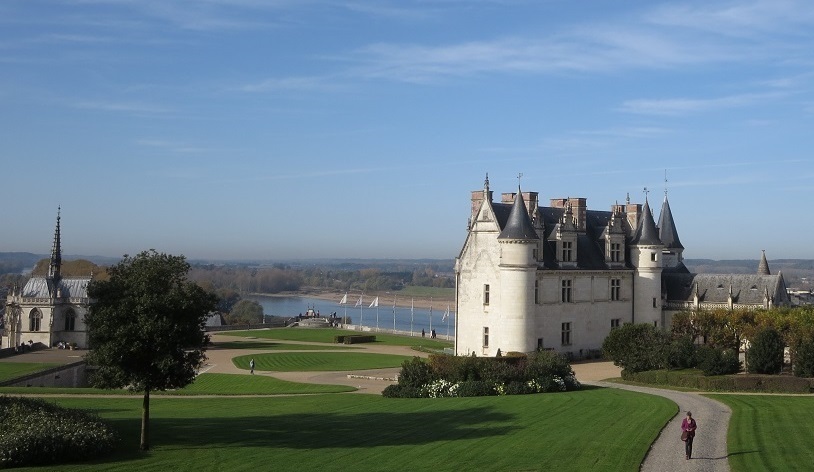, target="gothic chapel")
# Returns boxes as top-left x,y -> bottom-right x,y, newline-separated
4,210 -> 92,349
